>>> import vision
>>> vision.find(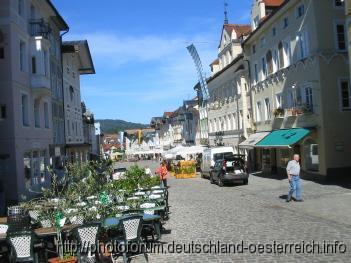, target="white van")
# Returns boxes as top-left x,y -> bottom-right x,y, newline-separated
201,147 -> 234,178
